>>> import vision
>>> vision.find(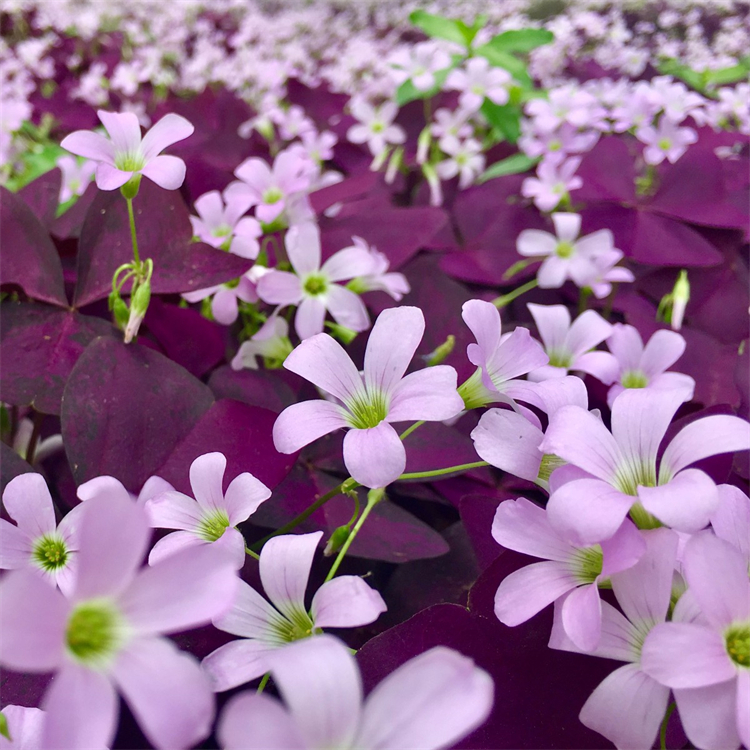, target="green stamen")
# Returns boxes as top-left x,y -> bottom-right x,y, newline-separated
547,349 -> 572,368
346,389 -> 389,429
571,545 -> 603,584
197,509 -> 231,542
32,534 -> 69,571
724,623 -> 750,667
658,138 -> 672,151
303,274 -> 328,296
621,370 -> 648,389
556,240 -> 574,258
66,601 -> 120,665
538,453 -> 566,482
114,152 -> 145,172
262,187 -> 283,204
